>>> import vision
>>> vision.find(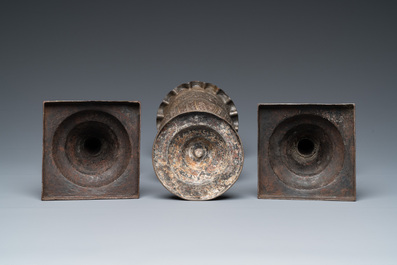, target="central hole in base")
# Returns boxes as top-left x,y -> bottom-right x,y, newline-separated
84,137 -> 102,155
194,148 -> 205,158
297,138 -> 315,156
